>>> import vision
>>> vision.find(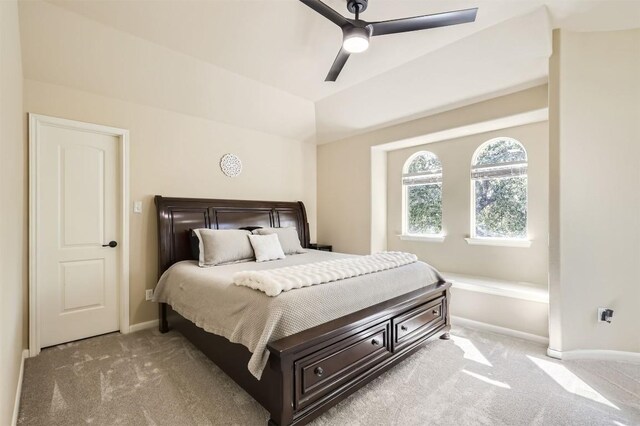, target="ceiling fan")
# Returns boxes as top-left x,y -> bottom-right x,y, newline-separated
300,0 -> 478,81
